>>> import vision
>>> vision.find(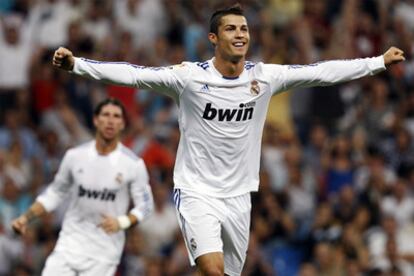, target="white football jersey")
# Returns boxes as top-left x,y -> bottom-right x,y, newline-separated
36,141 -> 153,264
73,56 -> 385,197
